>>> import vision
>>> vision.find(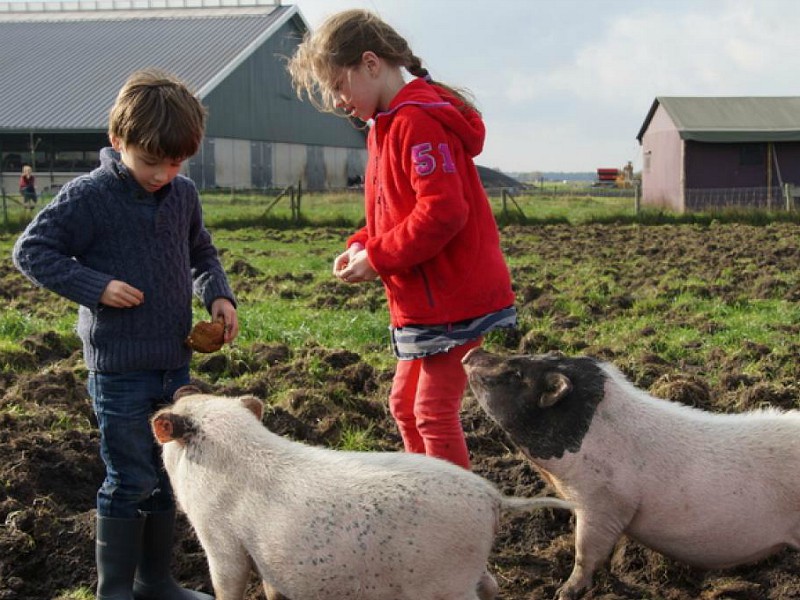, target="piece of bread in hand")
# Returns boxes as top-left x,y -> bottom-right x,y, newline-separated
185,319 -> 225,353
